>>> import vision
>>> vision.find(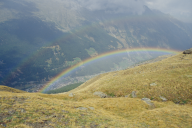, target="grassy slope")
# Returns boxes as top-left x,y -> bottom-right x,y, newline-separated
0,85 -> 26,93
0,53 -> 192,128
71,53 -> 192,103
45,82 -> 84,94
